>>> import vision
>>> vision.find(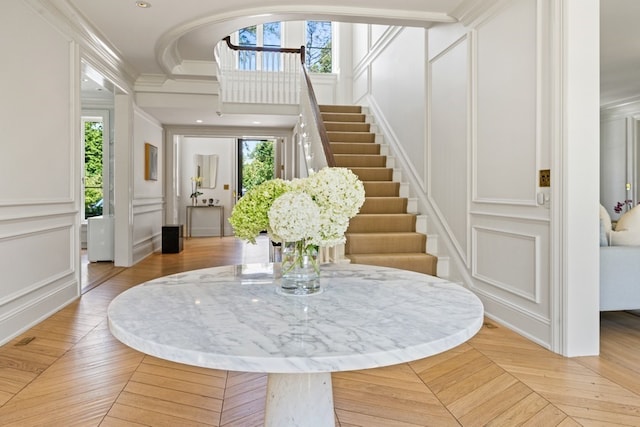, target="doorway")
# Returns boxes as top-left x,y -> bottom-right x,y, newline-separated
80,61 -> 116,293
237,138 -> 276,198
